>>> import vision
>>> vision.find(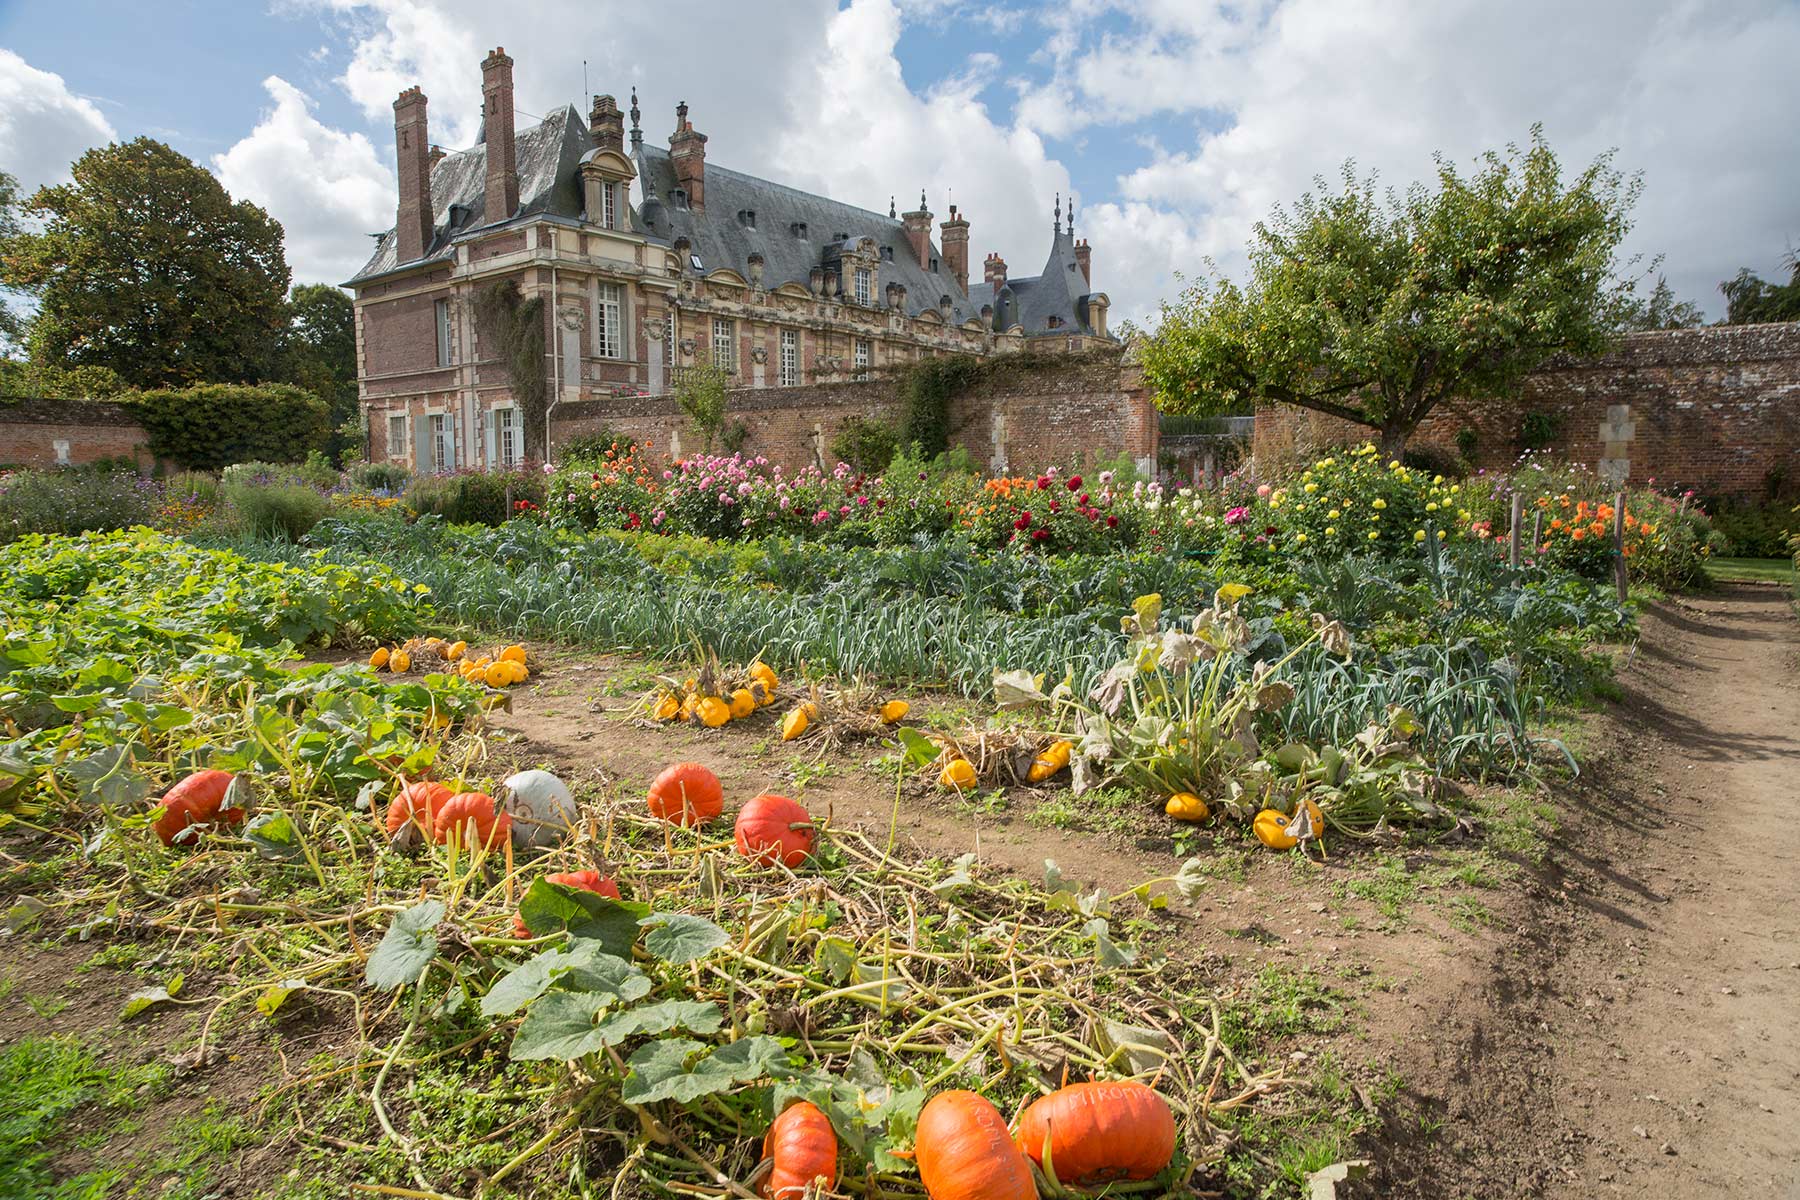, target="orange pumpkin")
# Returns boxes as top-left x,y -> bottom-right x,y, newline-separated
432,791 -> 511,849
914,1091 -> 1036,1200
152,770 -> 244,846
760,1100 -> 837,1199
1014,1080 -> 1177,1184
512,869 -> 621,938
385,780 -> 453,842
646,762 -> 724,826
734,793 -> 814,868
